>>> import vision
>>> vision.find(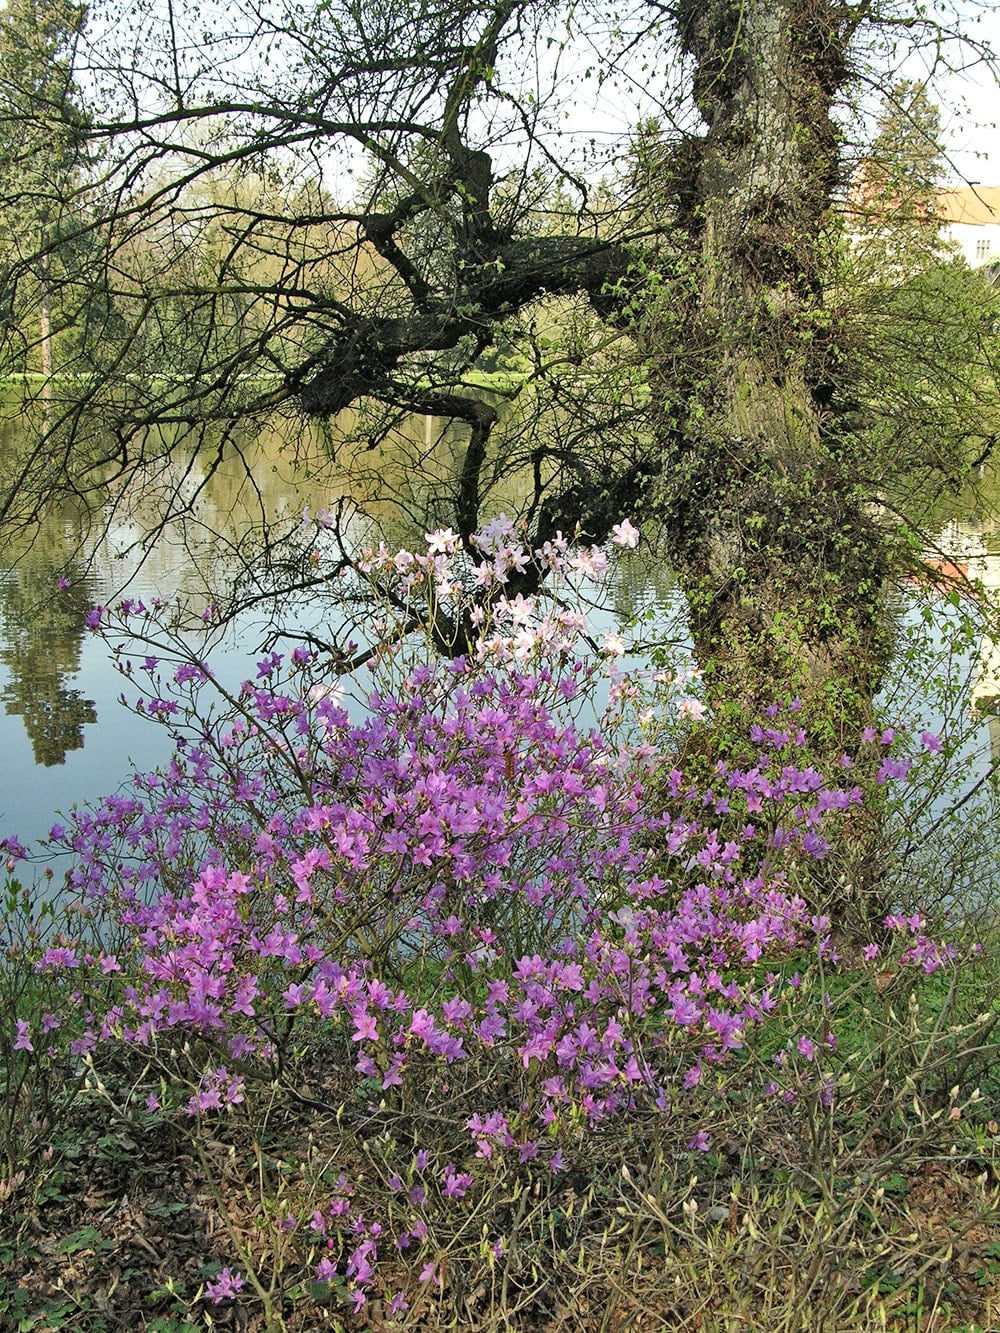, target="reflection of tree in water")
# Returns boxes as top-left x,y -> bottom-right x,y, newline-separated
0,563 -> 96,765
